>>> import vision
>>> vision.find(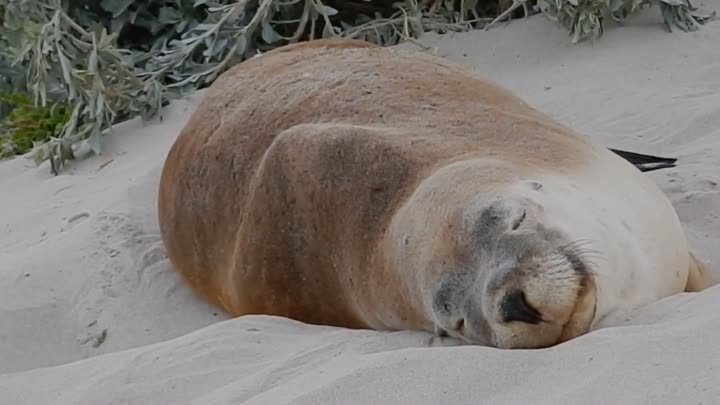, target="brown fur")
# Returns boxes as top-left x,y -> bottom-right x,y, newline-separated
157,38 -> 621,333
